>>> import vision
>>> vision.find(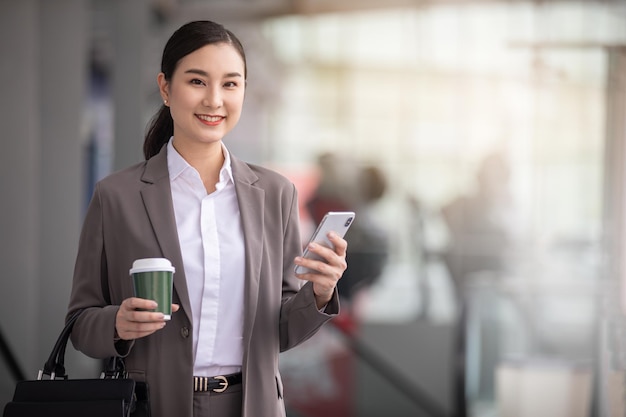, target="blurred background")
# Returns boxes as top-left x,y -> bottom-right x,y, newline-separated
3,0 -> 626,416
